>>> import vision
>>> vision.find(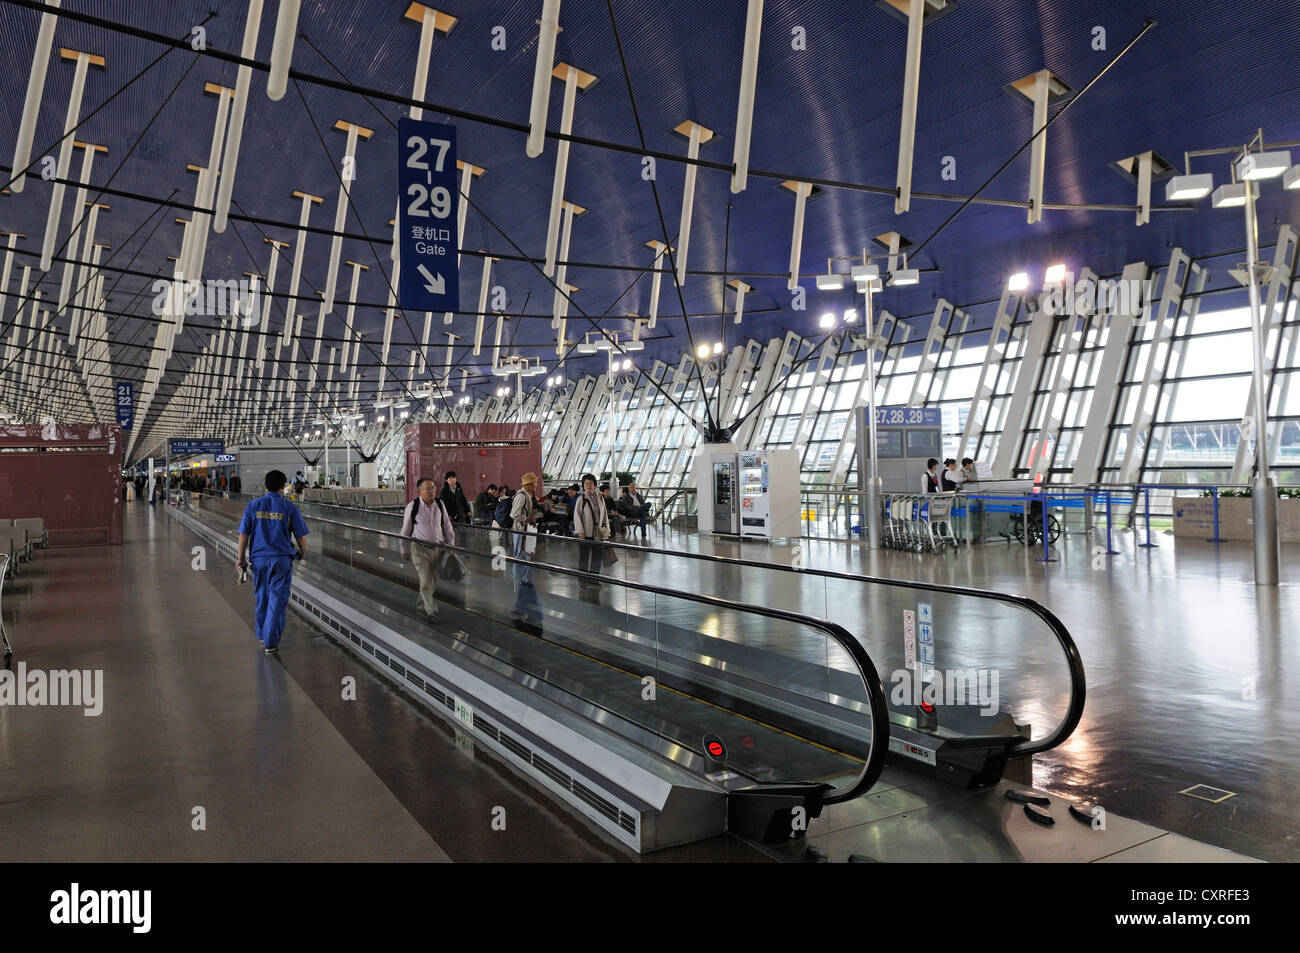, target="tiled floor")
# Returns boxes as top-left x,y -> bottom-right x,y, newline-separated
0,502 -> 1276,861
